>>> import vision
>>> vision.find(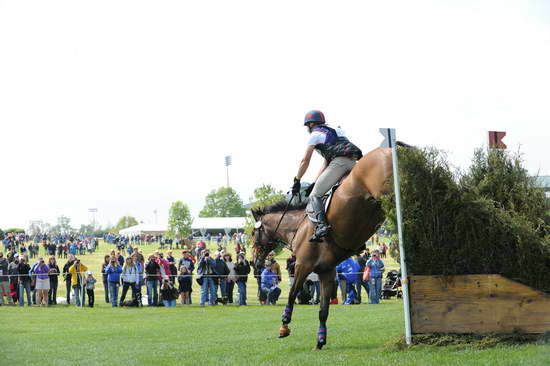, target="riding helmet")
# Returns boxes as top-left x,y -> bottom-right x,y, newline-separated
304,110 -> 325,125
